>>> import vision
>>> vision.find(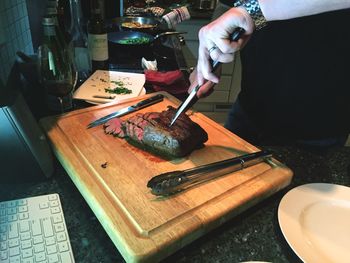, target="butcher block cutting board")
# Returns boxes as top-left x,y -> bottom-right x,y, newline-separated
40,91 -> 293,263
